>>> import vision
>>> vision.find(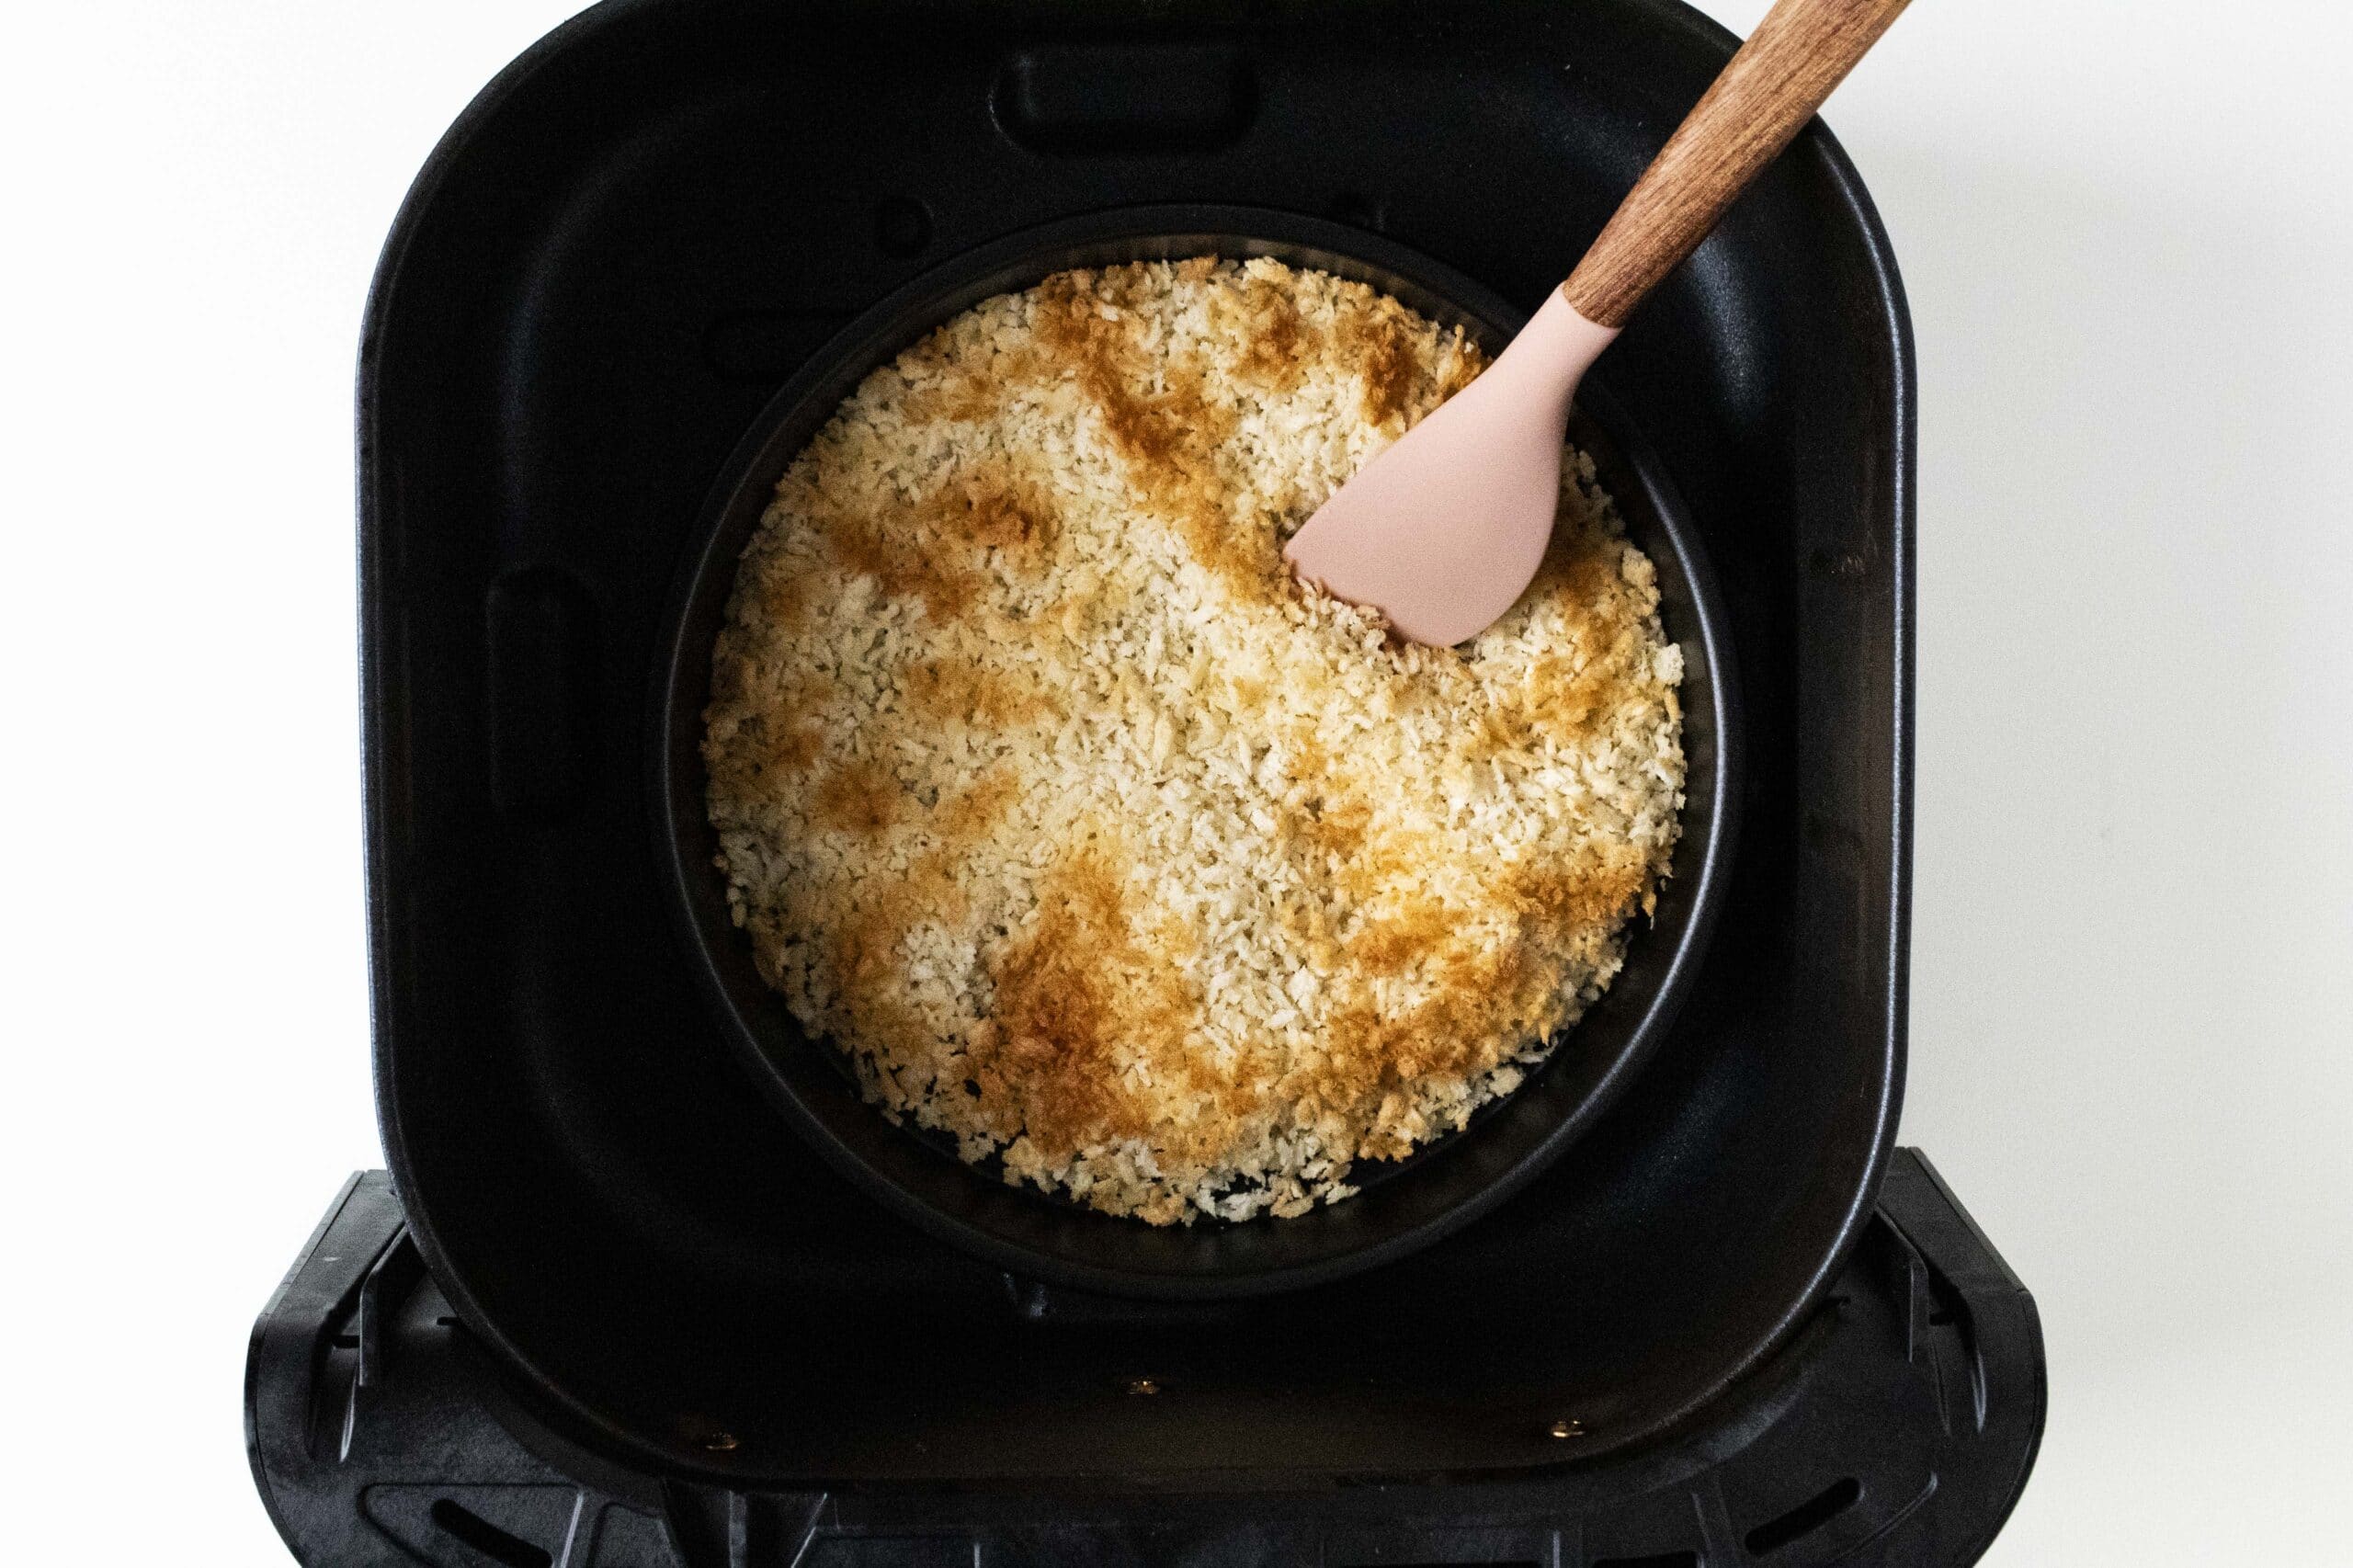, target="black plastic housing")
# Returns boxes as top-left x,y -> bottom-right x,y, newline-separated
363,0 -> 1913,1487
248,1152 -> 2042,1567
